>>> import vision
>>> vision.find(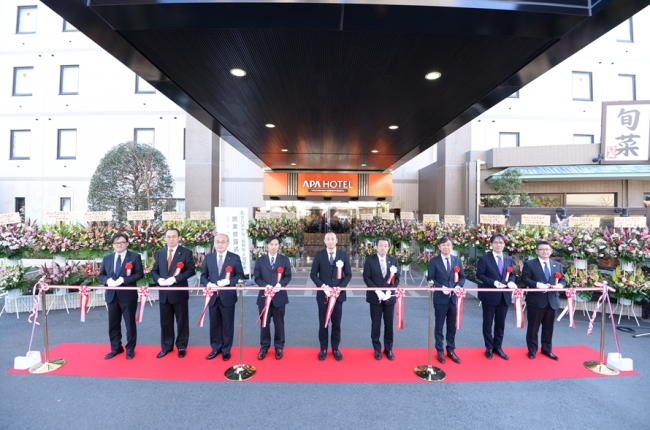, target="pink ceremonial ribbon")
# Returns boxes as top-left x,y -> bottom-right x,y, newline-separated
395,288 -> 406,330
324,287 -> 341,328
197,287 -> 213,327
513,289 -> 525,328
173,262 -> 184,277
505,267 -> 512,282
136,287 -> 149,323
79,286 -> 90,322
453,267 -> 460,283
276,267 -> 283,284
587,282 -> 621,354
256,286 -> 275,328
454,286 -> 466,329
27,281 -> 49,353
565,288 -> 577,328
386,271 -> 395,285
